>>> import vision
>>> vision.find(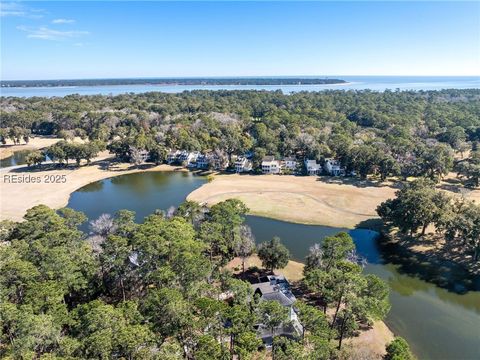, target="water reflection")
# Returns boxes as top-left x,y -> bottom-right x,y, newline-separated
66,172 -> 480,359
378,238 -> 480,294
243,216 -> 480,359
68,171 -> 206,227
